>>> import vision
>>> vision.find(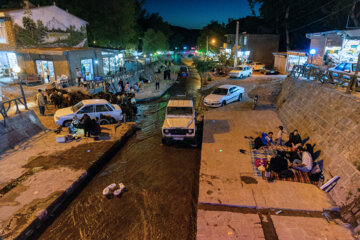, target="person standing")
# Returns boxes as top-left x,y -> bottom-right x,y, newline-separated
46,67 -> 50,83
36,89 -> 46,116
76,68 -> 82,86
83,114 -> 92,137
277,126 -> 284,145
155,74 -> 160,91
